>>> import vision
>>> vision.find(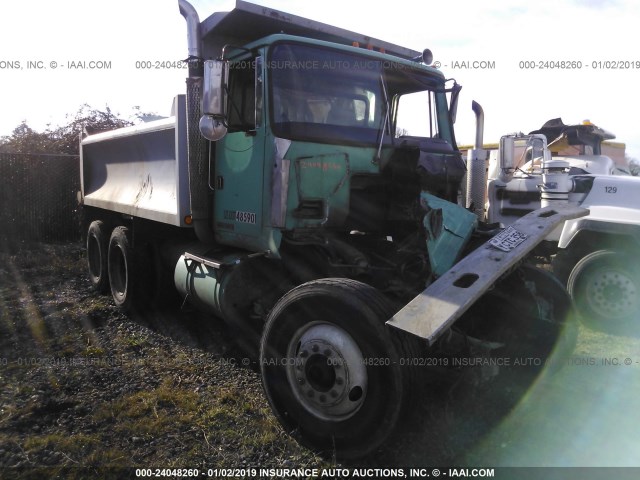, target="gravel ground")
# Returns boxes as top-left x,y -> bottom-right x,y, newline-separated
2,239 -> 639,479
